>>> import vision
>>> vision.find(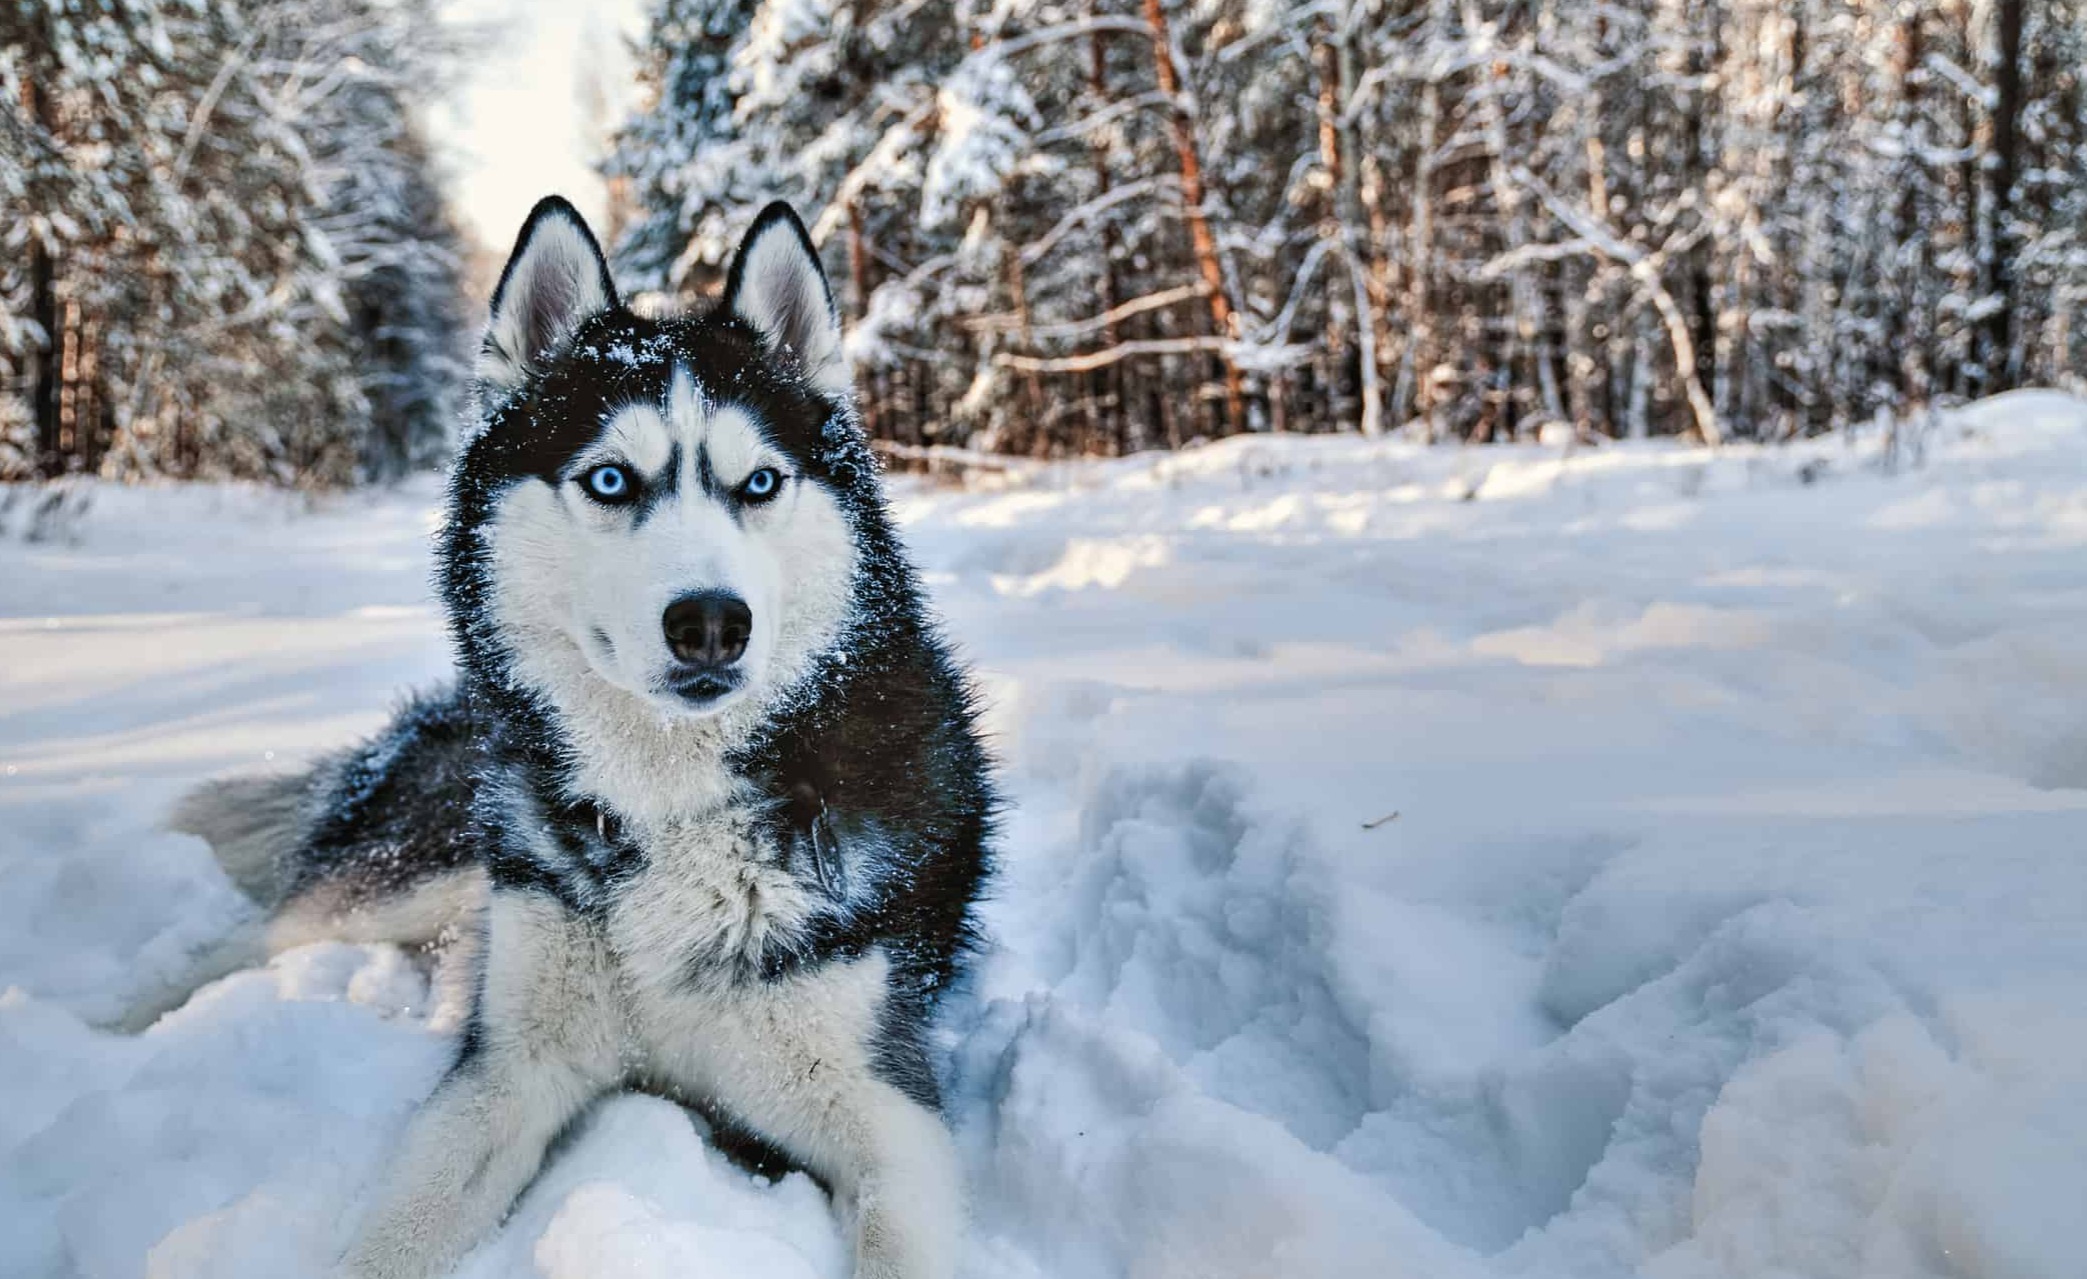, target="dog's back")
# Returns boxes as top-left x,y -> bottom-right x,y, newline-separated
134,688 -> 492,1030
173,687 -> 486,908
